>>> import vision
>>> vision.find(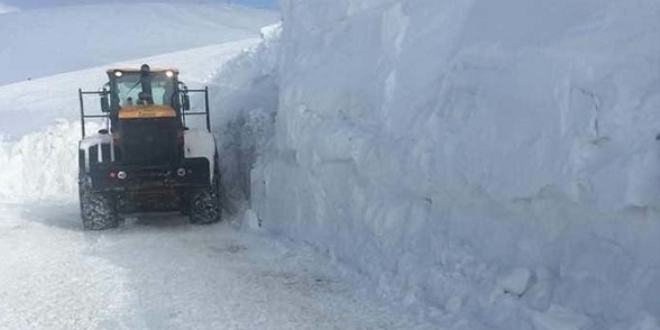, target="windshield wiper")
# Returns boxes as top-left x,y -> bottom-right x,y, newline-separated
126,79 -> 141,97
